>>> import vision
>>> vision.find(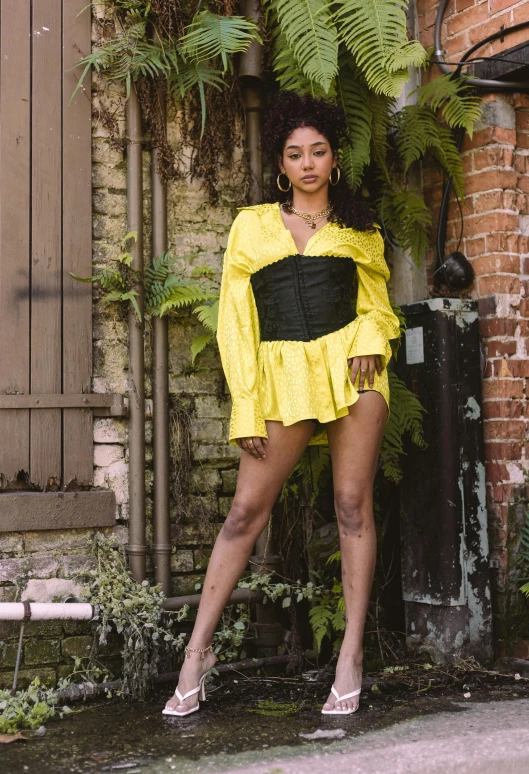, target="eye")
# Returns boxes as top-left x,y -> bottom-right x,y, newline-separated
288,152 -> 301,159
314,150 -> 326,156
